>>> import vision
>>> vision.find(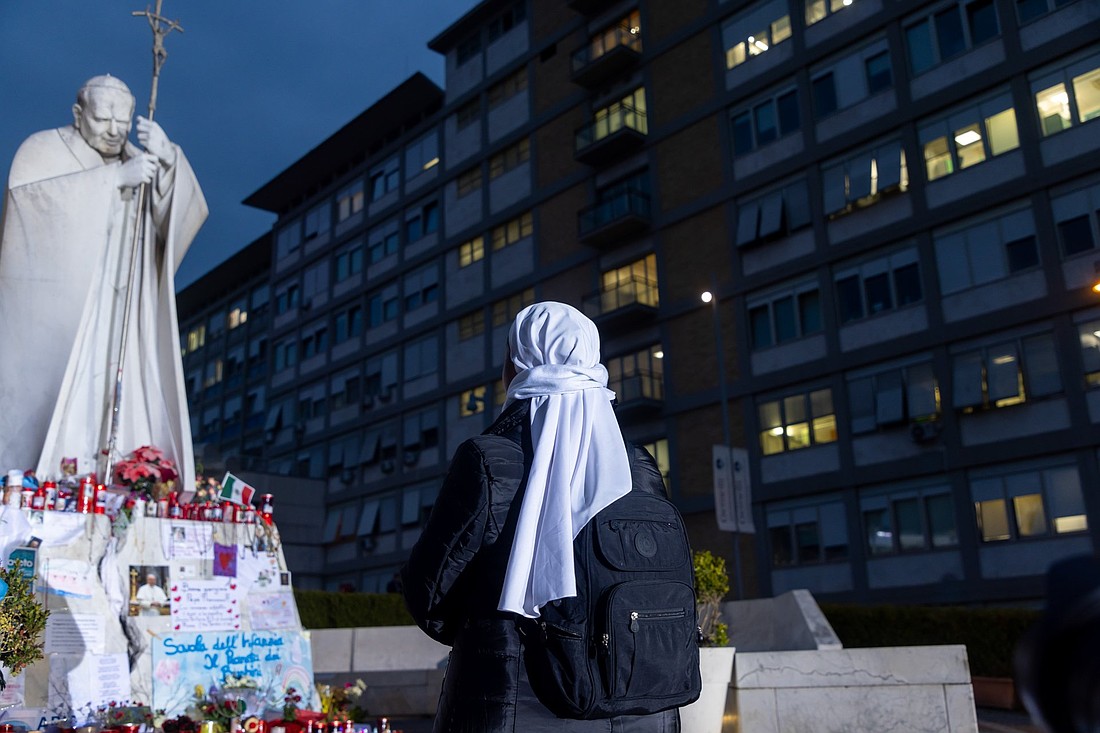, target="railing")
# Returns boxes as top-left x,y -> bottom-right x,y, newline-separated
575,104 -> 648,153
610,371 -> 664,403
571,23 -> 642,73
579,189 -> 651,237
588,274 -> 659,316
